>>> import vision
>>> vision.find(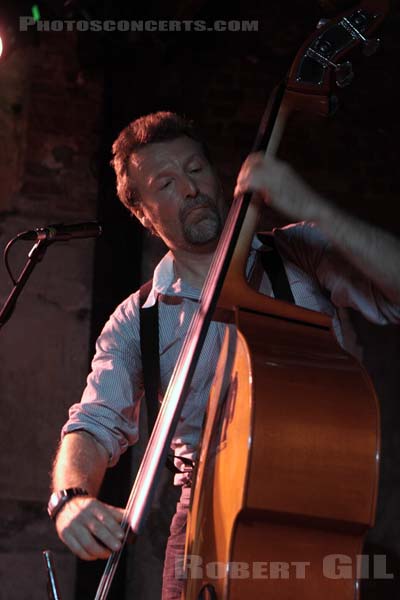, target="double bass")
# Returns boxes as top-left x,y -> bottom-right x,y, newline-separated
92,2 -> 387,598
184,3 -> 387,598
